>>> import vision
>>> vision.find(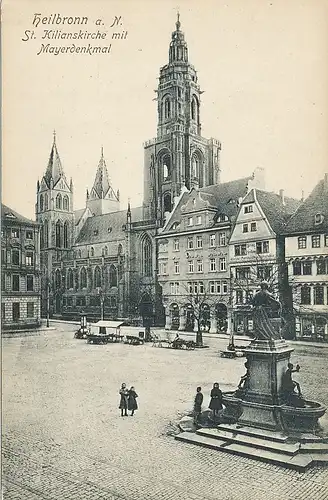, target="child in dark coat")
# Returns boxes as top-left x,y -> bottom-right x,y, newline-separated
128,386 -> 138,416
209,382 -> 223,417
193,386 -> 203,425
